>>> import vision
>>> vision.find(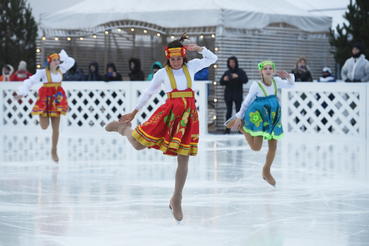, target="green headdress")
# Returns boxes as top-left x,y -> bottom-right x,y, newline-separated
258,60 -> 276,70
